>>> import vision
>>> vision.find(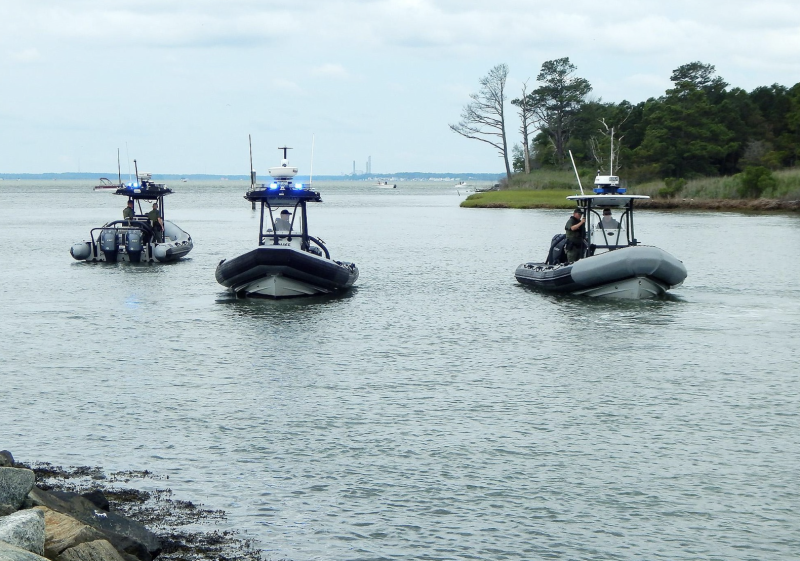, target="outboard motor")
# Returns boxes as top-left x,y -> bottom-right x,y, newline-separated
125,229 -> 144,262
99,228 -> 118,262
546,233 -> 568,265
